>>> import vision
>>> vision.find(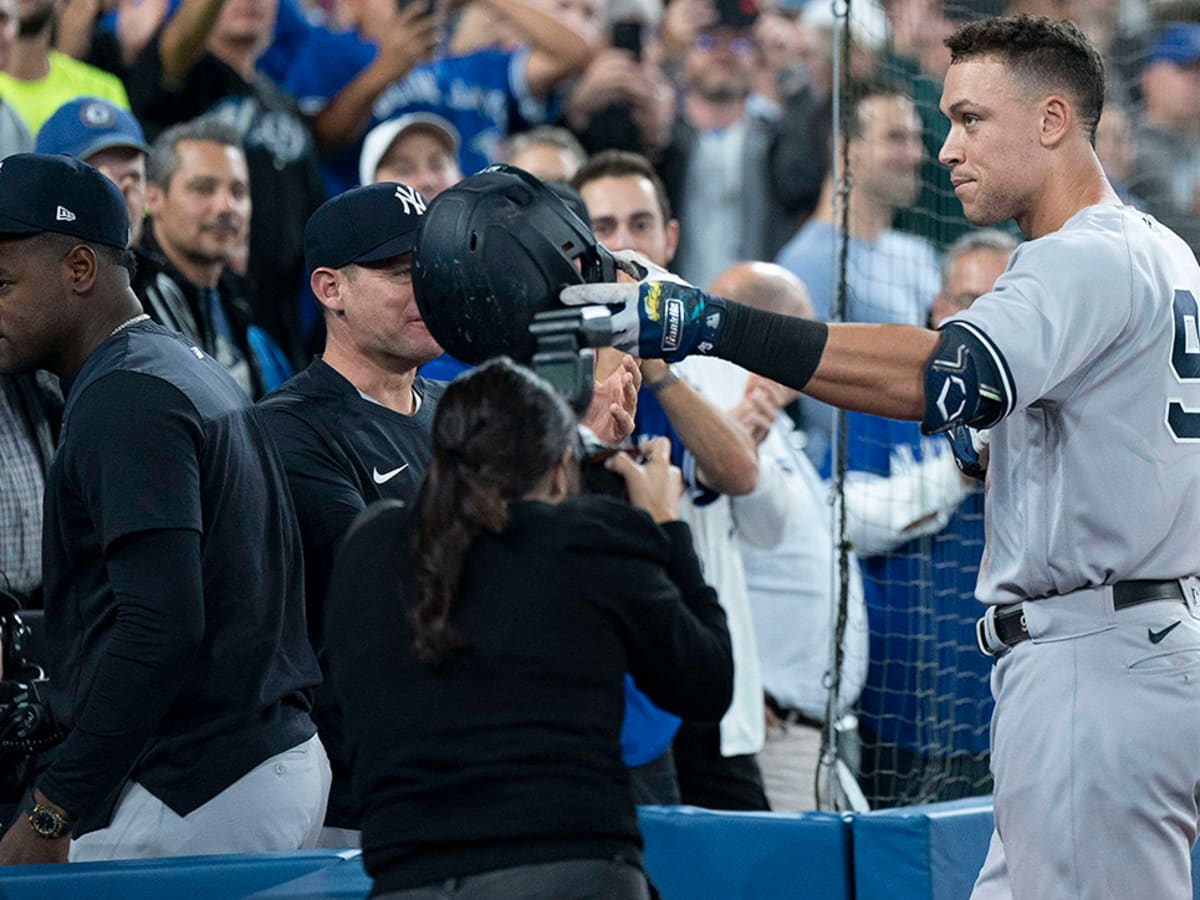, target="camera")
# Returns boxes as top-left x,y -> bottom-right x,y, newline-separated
1,601 -> 63,803
576,427 -> 651,501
